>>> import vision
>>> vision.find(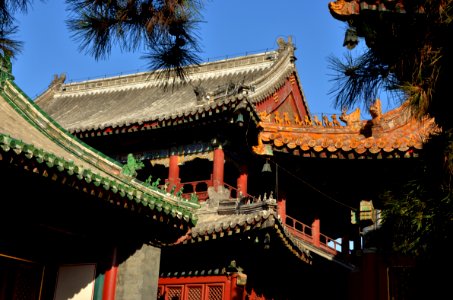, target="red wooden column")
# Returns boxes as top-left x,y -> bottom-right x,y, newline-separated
312,217 -> 320,247
277,196 -> 287,222
167,154 -> 180,192
103,246 -> 118,300
212,146 -> 224,190
236,165 -> 248,197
